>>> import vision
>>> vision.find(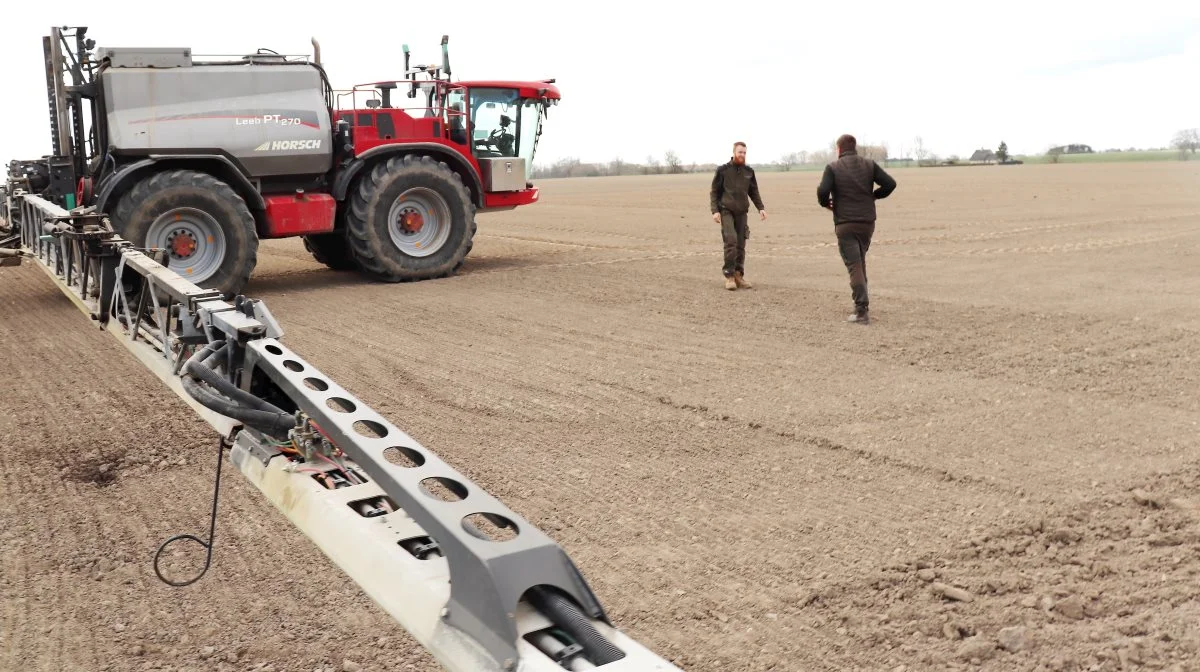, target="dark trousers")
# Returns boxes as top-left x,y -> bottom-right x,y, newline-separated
835,222 -> 875,313
720,210 -> 749,277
